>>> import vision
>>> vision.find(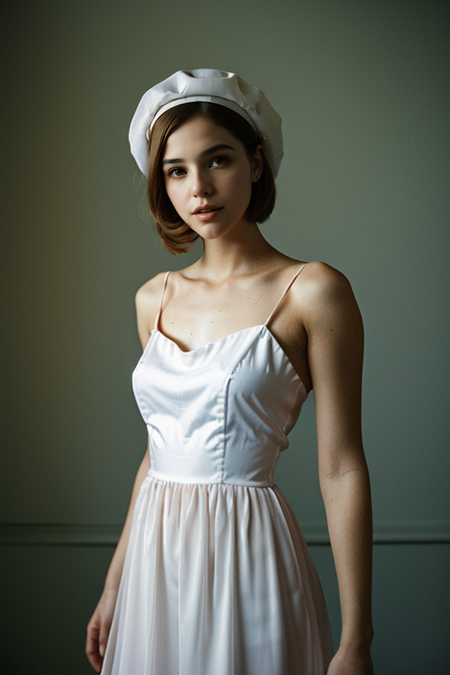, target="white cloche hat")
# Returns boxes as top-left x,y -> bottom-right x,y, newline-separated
129,69 -> 283,177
